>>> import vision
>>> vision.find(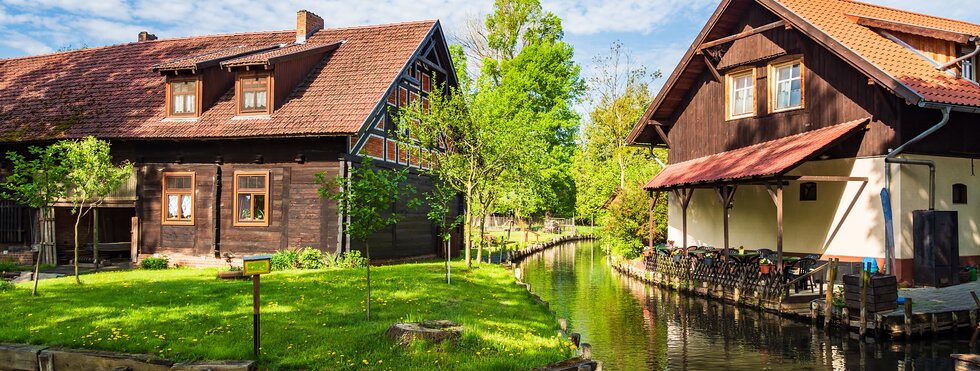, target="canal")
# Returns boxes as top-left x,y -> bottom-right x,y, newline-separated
518,239 -> 971,370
